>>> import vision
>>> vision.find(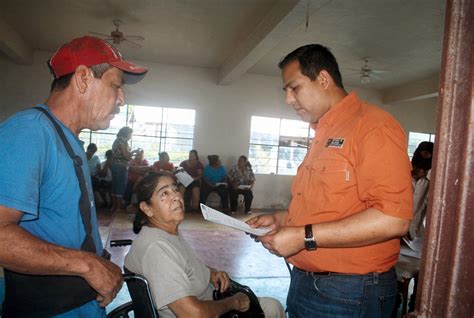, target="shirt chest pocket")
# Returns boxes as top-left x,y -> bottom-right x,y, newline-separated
305,157 -> 357,211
